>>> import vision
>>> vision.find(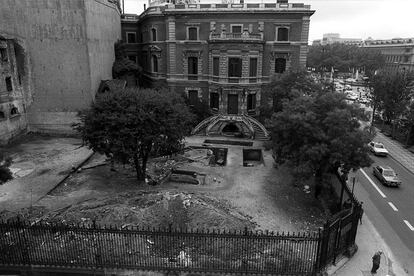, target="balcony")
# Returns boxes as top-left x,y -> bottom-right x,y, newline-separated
209,32 -> 263,41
